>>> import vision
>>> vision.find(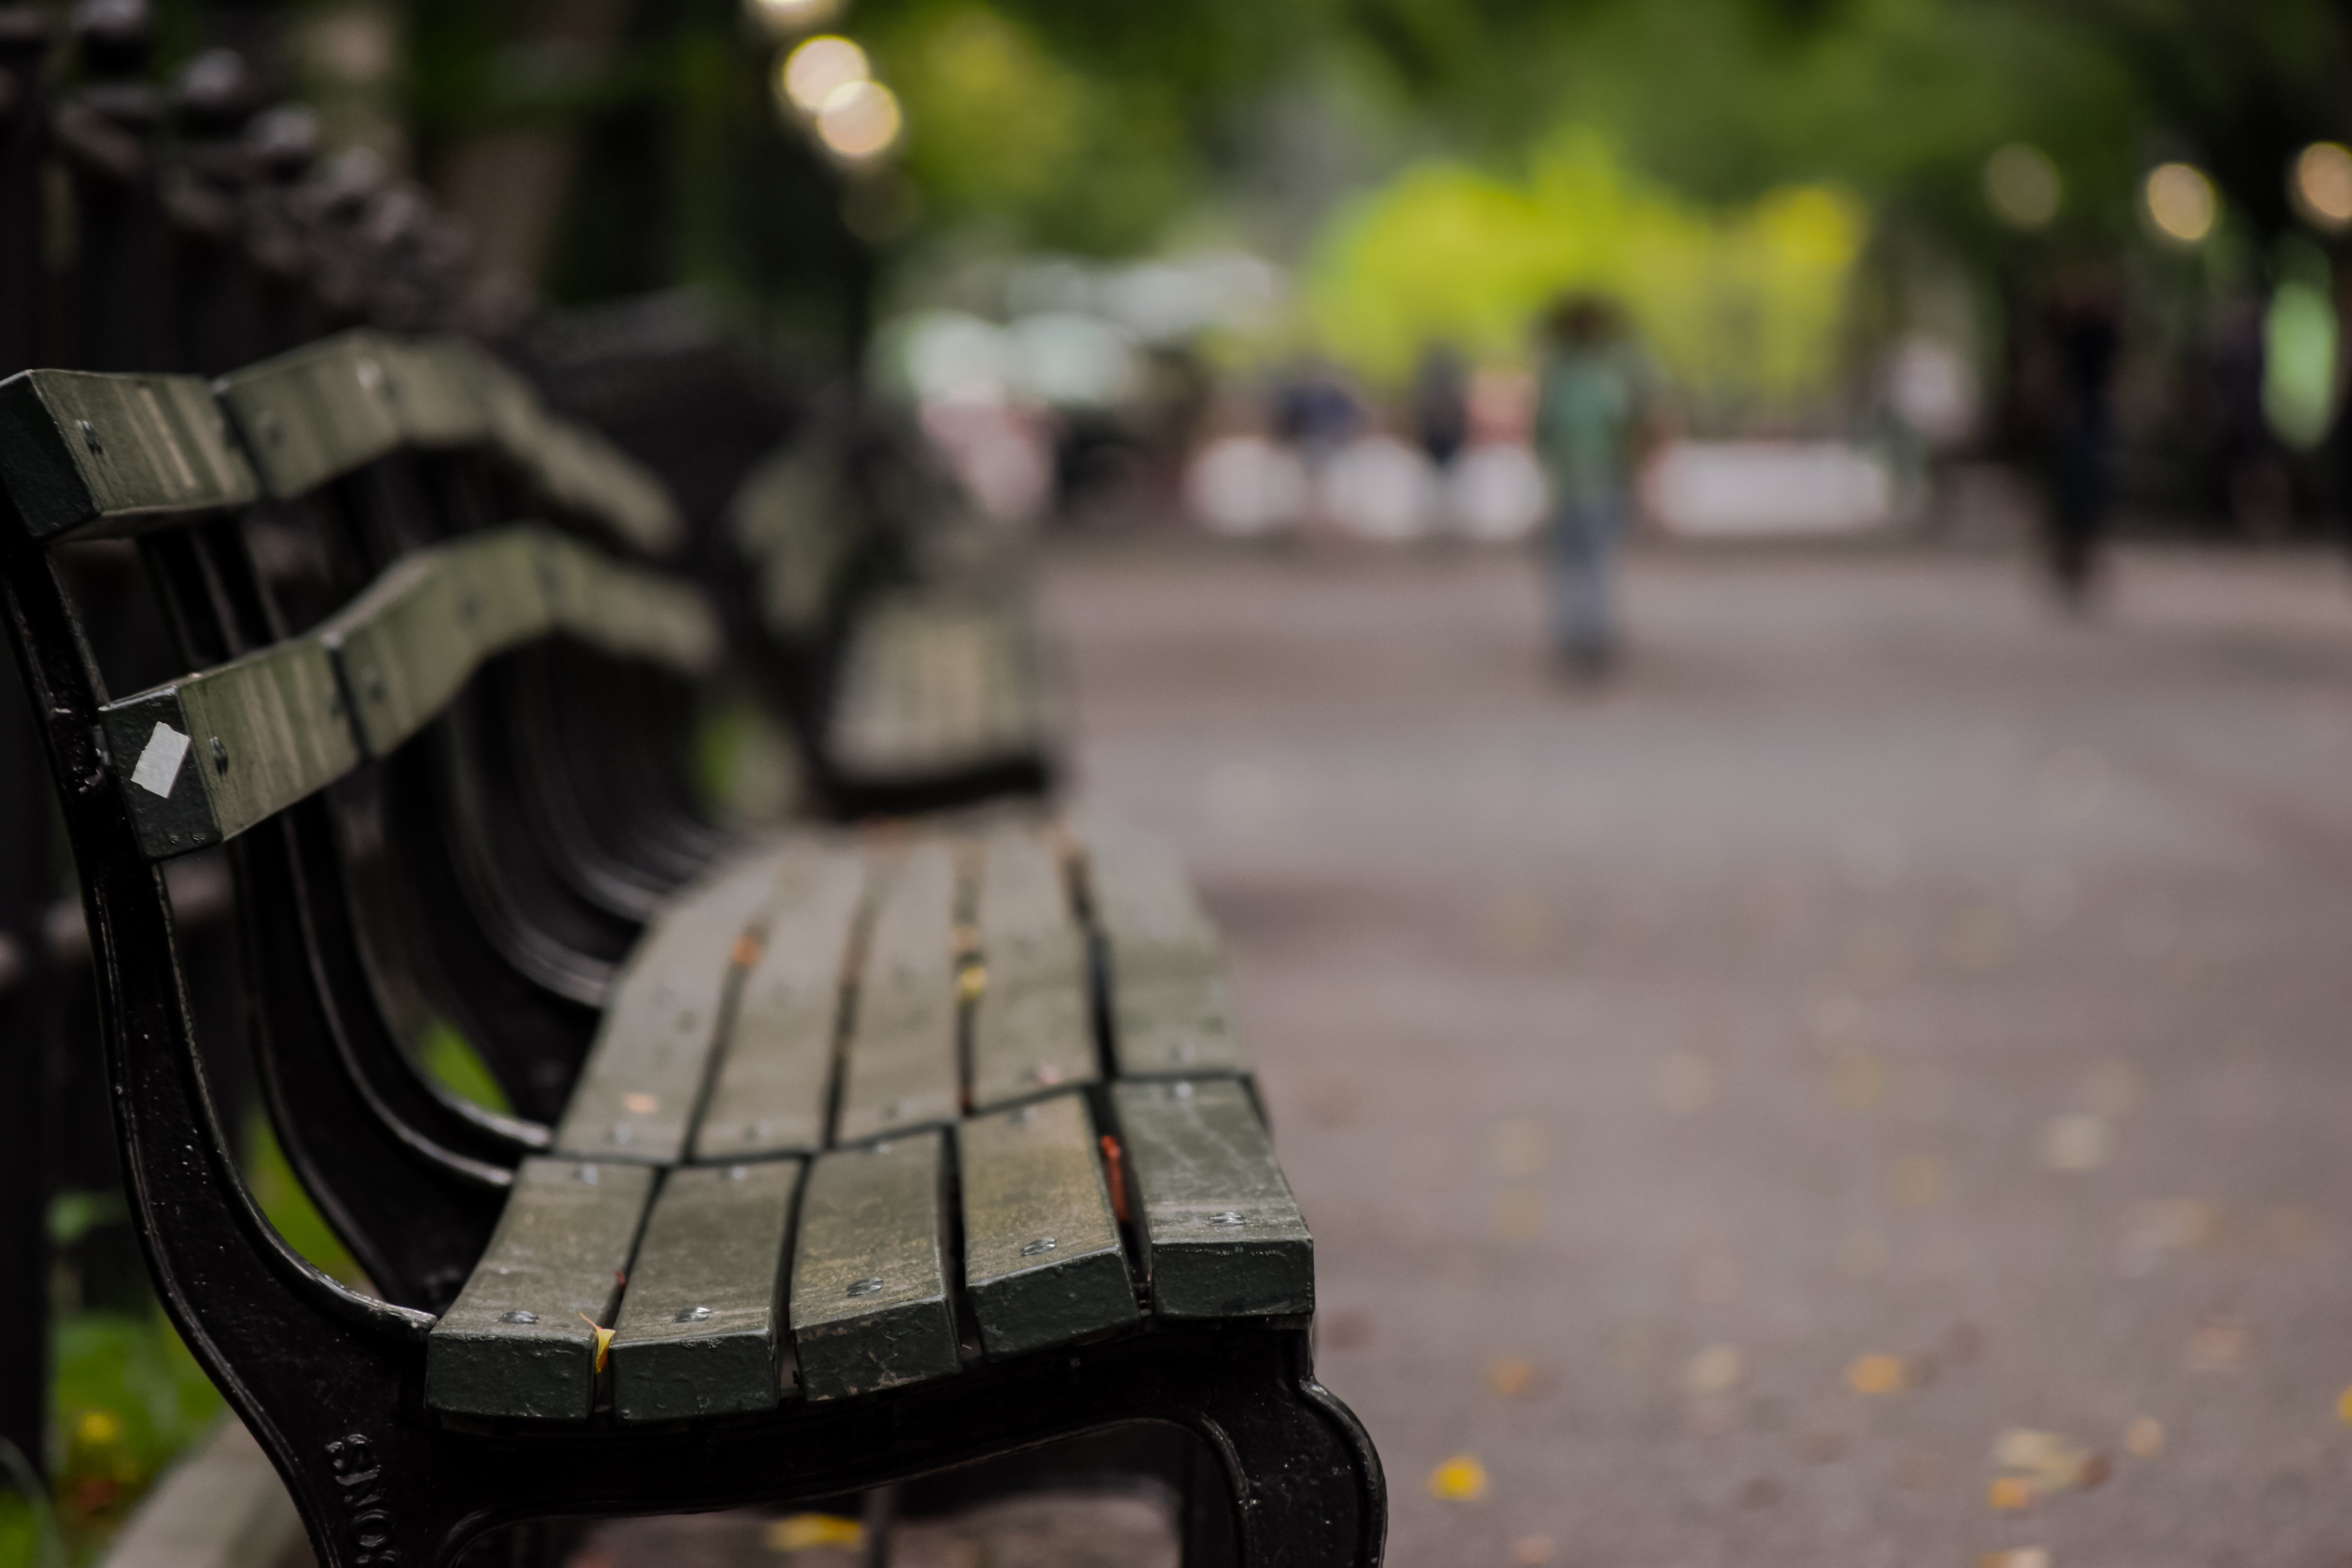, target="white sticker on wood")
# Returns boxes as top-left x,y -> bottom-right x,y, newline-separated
131,722 -> 190,799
